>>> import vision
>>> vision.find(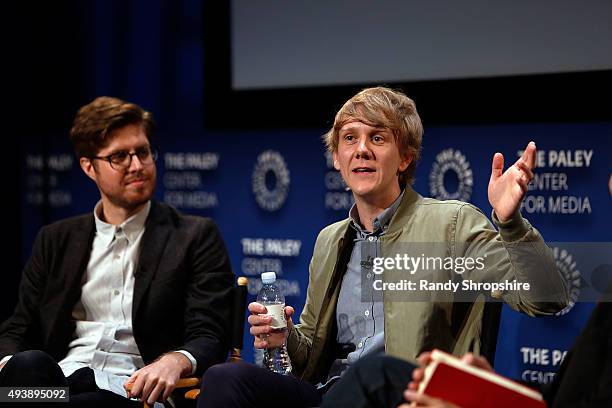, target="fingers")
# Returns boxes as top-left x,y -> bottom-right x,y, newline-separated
146,381 -> 165,405
490,152 -> 504,179
140,375 -> 157,404
247,302 -> 273,331
520,141 -> 537,170
404,390 -> 434,405
128,374 -> 144,399
504,147 -> 534,195
249,320 -> 272,336
285,306 -> 295,330
515,160 -> 534,181
515,173 -> 529,194
254,336 -> 269,349
134,376 -> 174,405
247,313 -> 272,328
248,302 -> 267,314
417,351 -> 432,367
249,303 -> 272,349
162,380 -> 176,402
250,301 -> 295,350
404,390 -> 456,408
412,366 -> 425,382
249,302 -> 295,347
408,353 -> 430,394
409,365 -> 425,392
408,381 -> 419,391
125,358 -> 182,404
124,372 -> 137,396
